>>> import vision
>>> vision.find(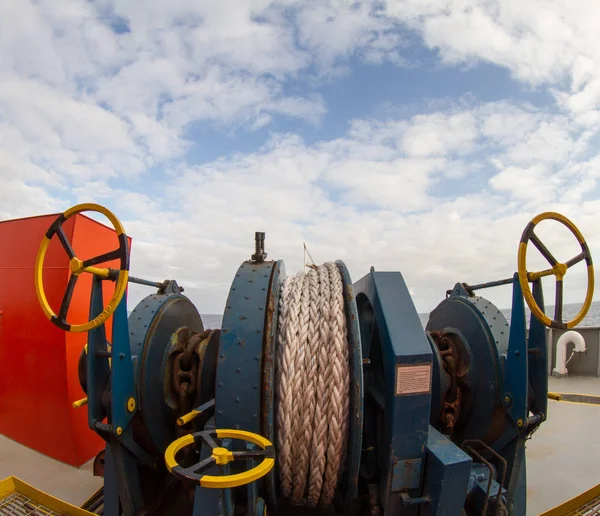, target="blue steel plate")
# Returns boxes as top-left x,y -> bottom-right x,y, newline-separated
128,285 -> 204,454
335,260 -> 363,510
426,291 -> 503,443
216,261 -> 276,434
